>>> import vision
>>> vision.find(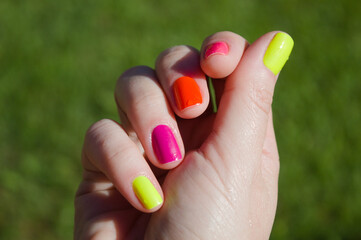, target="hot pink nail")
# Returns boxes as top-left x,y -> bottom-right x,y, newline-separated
204,41 -> 229,59
152,125 -> 182,164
